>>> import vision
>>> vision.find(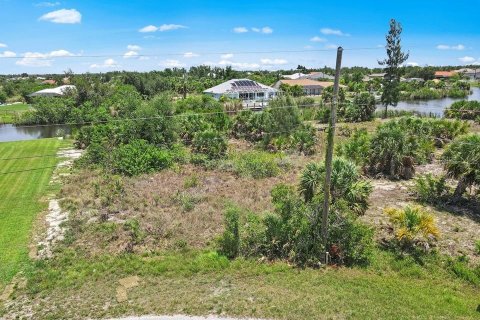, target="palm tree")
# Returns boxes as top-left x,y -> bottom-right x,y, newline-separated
299,158 -> 372,215
442,134 -> 480,200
